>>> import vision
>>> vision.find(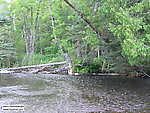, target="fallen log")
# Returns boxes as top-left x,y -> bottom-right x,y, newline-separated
0,62 -> 67,72
31,66 -> 48,74
0,70 -> 15,74
0,62 -> 68,74
72,73 -> 126,76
